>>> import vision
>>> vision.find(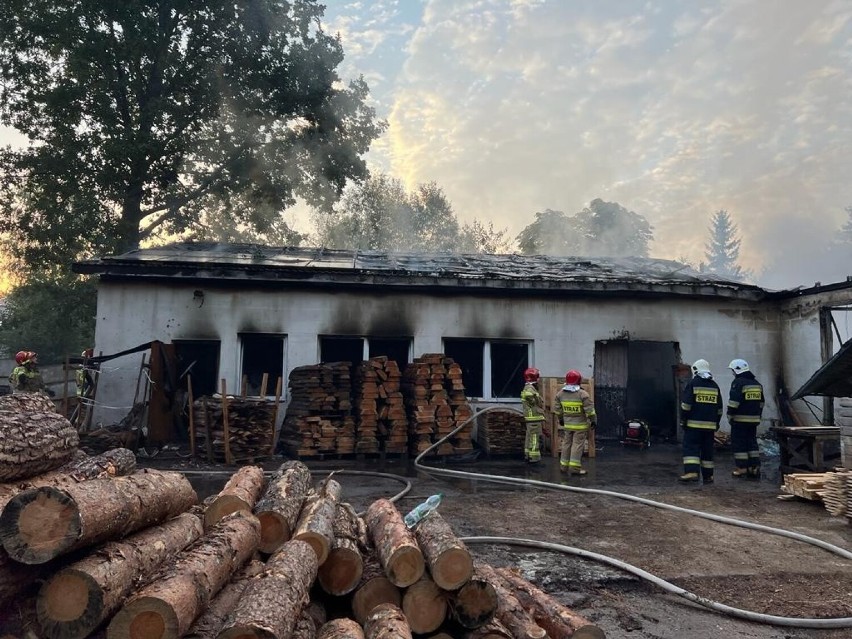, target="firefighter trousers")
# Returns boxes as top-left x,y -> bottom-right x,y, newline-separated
524,420 -> 543,462
682,428 -> 715,480
561,428 -> 588,470
731,423 -> 760,470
